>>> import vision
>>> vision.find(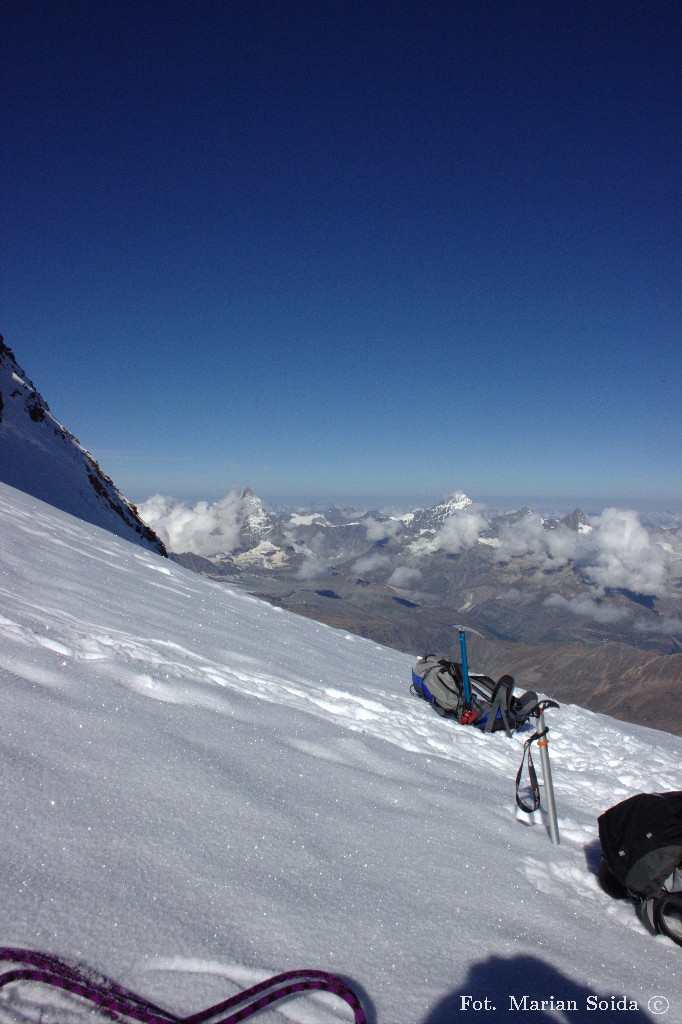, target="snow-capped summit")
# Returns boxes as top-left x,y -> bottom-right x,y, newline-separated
436,491 -> 473,514
0,336 -> 166,555
237,486 -> 276,547
406,491 -> 475,535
